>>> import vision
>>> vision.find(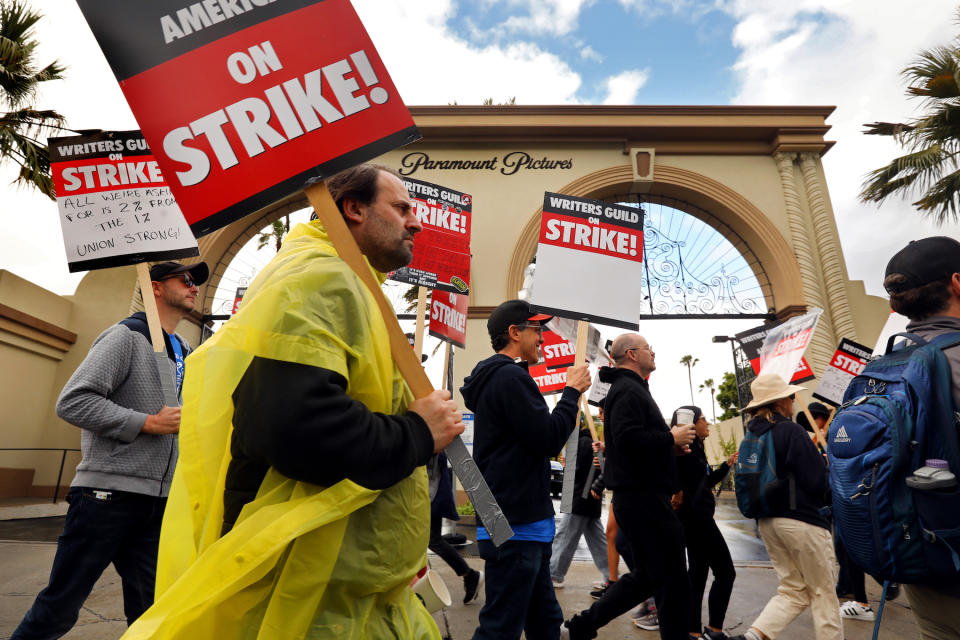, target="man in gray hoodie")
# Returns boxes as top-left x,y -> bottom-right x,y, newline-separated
883,236 -> 960,639
12,260 -> 207,640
